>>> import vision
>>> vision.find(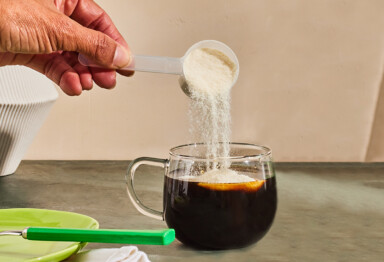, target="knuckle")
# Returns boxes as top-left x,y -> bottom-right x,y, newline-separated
0,31 -> 12,52
51,17 -> 76,51
0,15 -> 19,52
93,33 -> 114,63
